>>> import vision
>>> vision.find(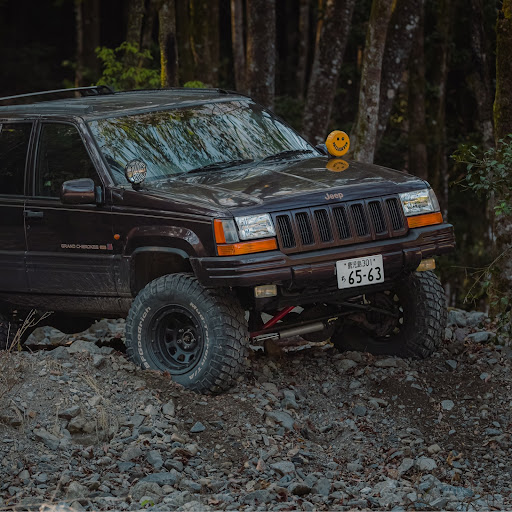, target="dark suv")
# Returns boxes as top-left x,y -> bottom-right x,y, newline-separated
0,86 -> 454,393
